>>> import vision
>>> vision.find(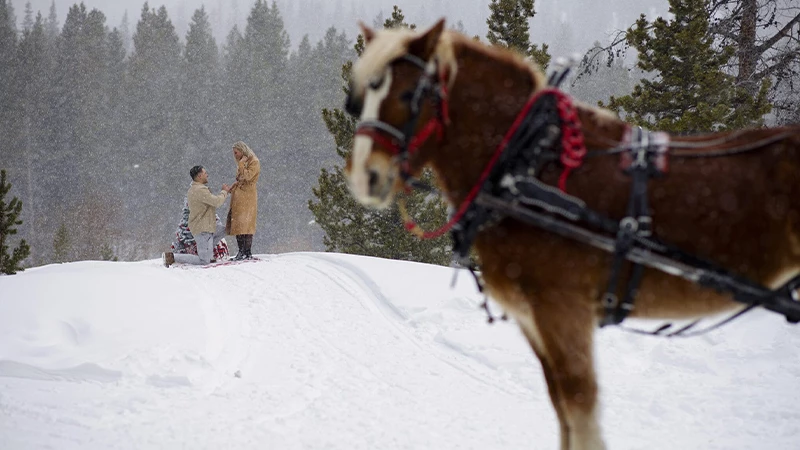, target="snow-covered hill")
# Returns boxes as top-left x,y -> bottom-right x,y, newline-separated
1,252 -> 798,449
